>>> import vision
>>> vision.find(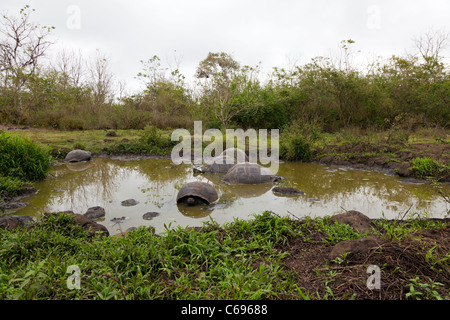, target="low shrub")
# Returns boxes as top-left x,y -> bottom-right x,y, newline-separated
411,157 -> 448,180
105,126 -> 175,155
280,135 -> 314,161
0,131 -> 52,181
